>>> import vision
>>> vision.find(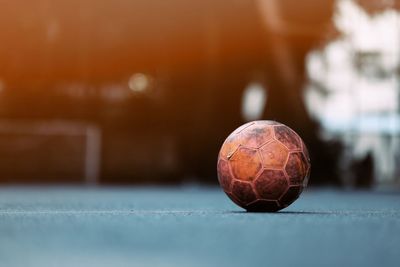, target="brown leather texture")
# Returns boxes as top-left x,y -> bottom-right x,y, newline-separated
217,120 -> 310,212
